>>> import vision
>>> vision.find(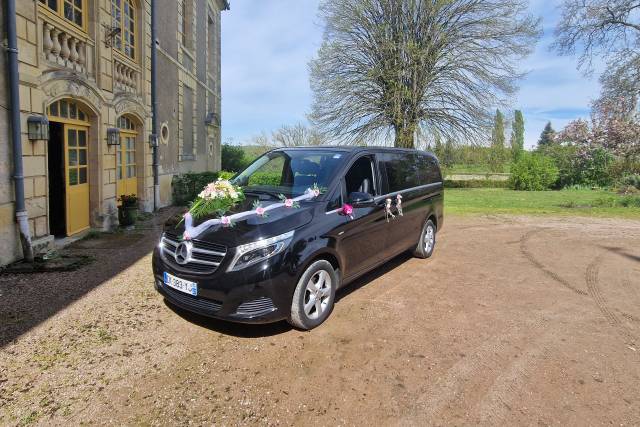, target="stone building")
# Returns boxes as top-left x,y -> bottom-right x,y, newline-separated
0,0 -> 228,265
